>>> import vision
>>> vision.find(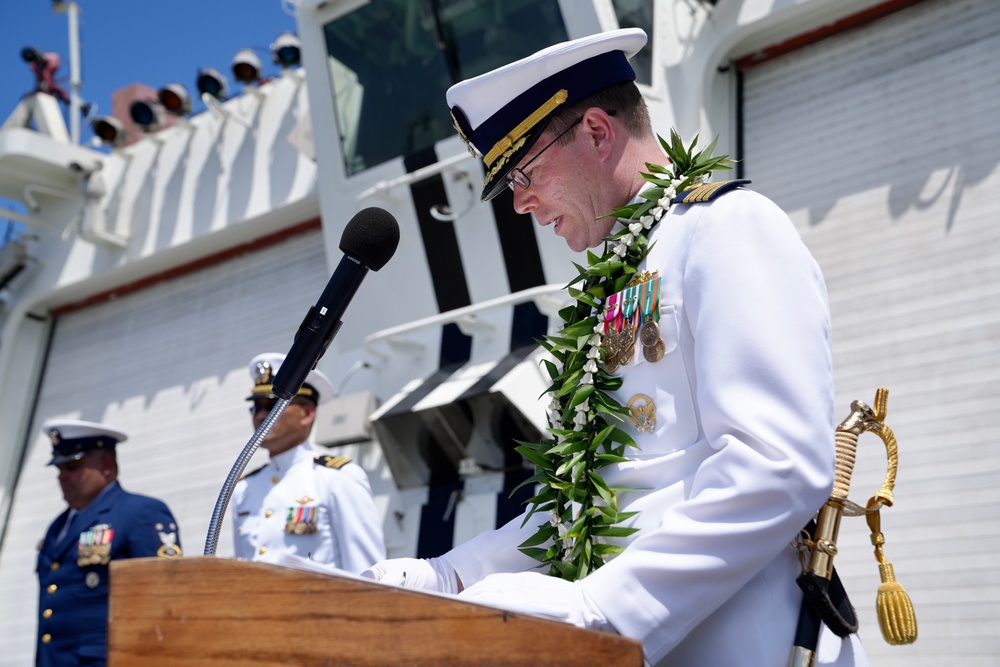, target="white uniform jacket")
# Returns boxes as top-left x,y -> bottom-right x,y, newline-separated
232,441 -> 386,573
444,187 -> 868,666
